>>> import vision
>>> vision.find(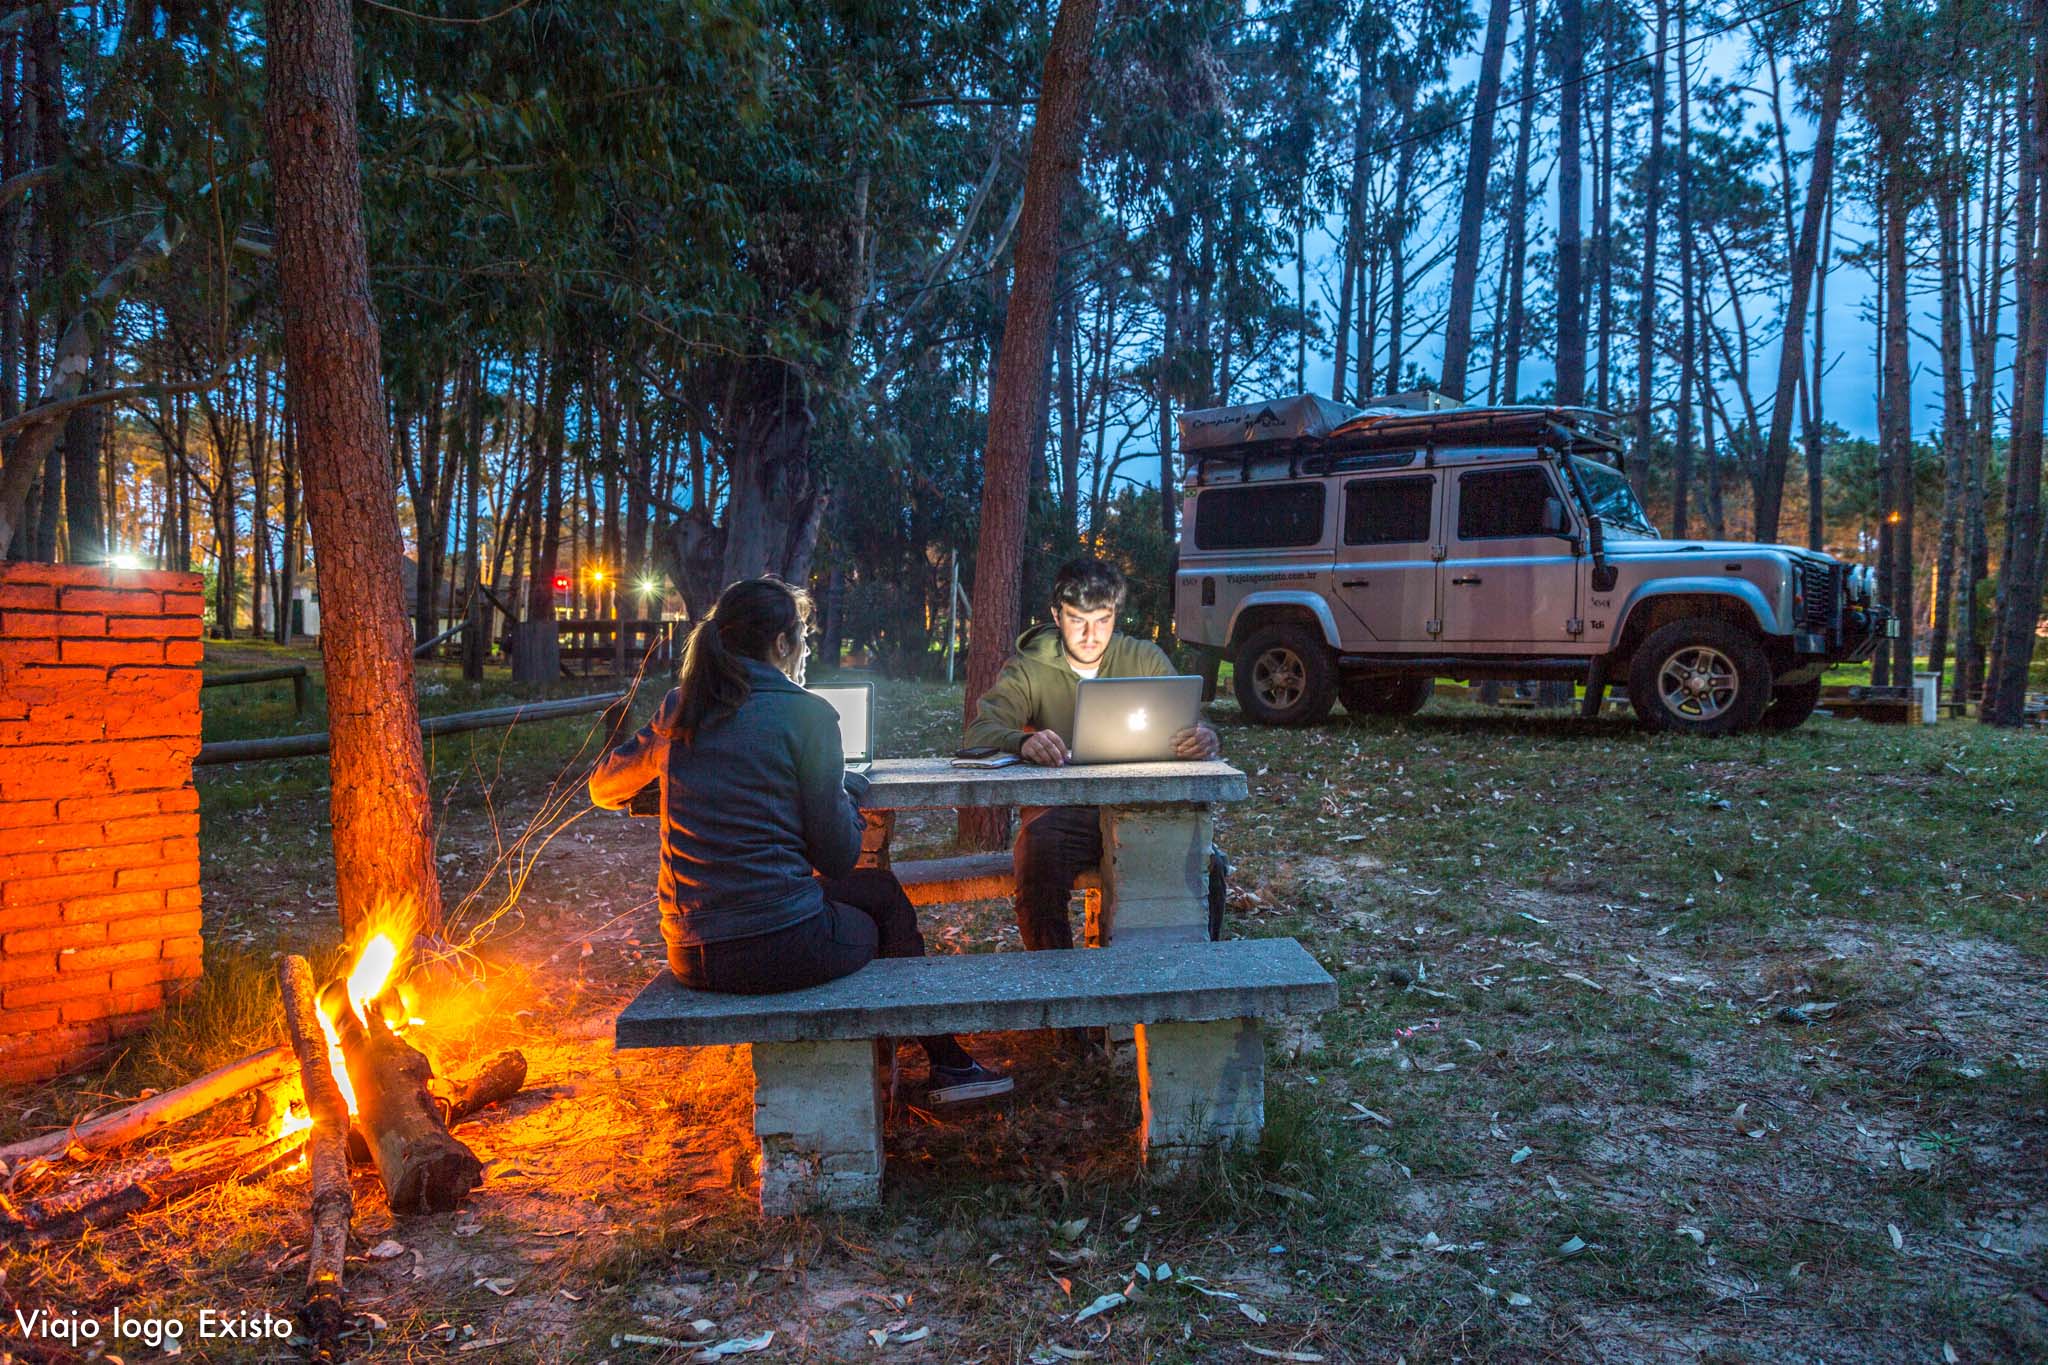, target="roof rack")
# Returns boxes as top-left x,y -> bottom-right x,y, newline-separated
1184,404 -> 1625,485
